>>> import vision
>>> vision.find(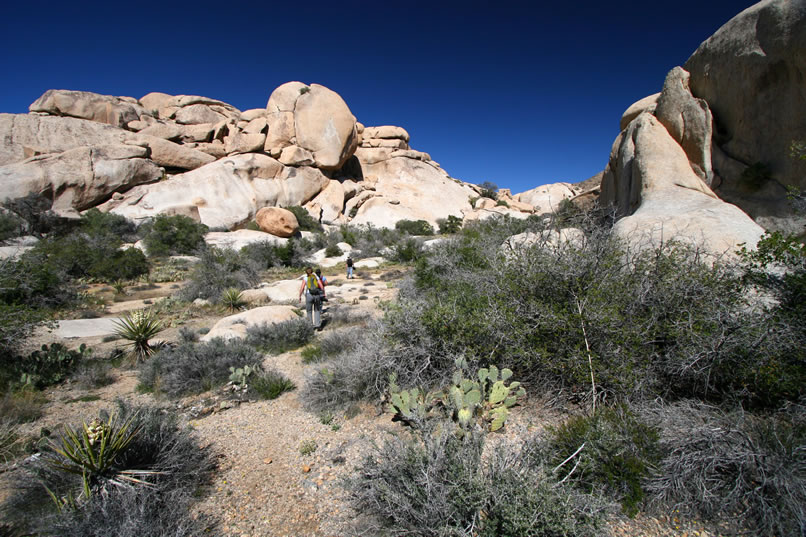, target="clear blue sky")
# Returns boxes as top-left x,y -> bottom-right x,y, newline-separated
1,0 -> 755,194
